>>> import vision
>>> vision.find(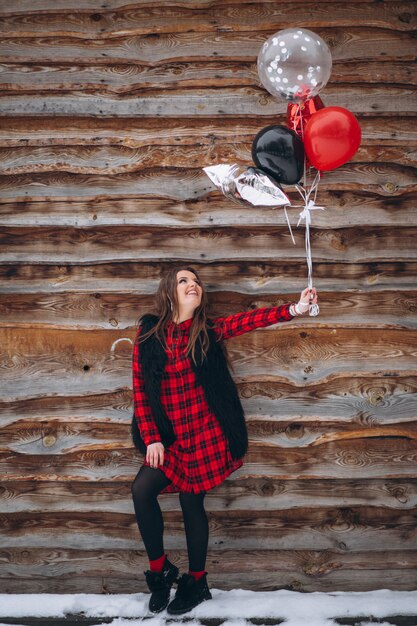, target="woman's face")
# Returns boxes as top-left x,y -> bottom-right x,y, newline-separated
175,270 -> 202,311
